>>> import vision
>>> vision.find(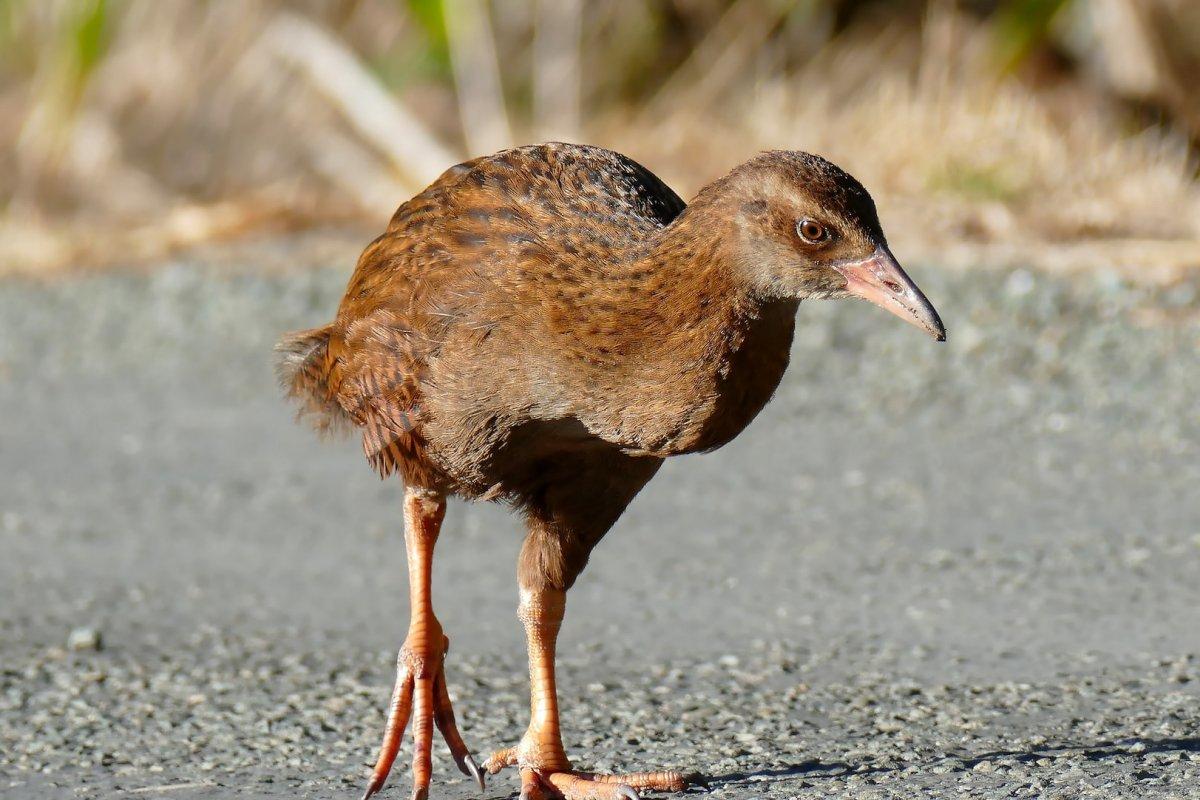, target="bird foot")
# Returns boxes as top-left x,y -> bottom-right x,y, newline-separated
361,633 -> 485,800
482,747 -> 689,799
